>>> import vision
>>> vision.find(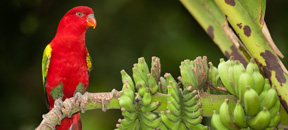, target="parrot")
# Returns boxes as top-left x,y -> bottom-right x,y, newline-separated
41,6 -> 96,130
